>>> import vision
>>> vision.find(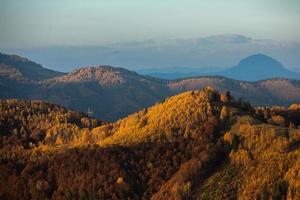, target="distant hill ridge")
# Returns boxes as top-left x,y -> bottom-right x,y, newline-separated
50,65 -> 166,86
0,52 -> 64,81
1,52 -> 300,120
53,66 -> 128,85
